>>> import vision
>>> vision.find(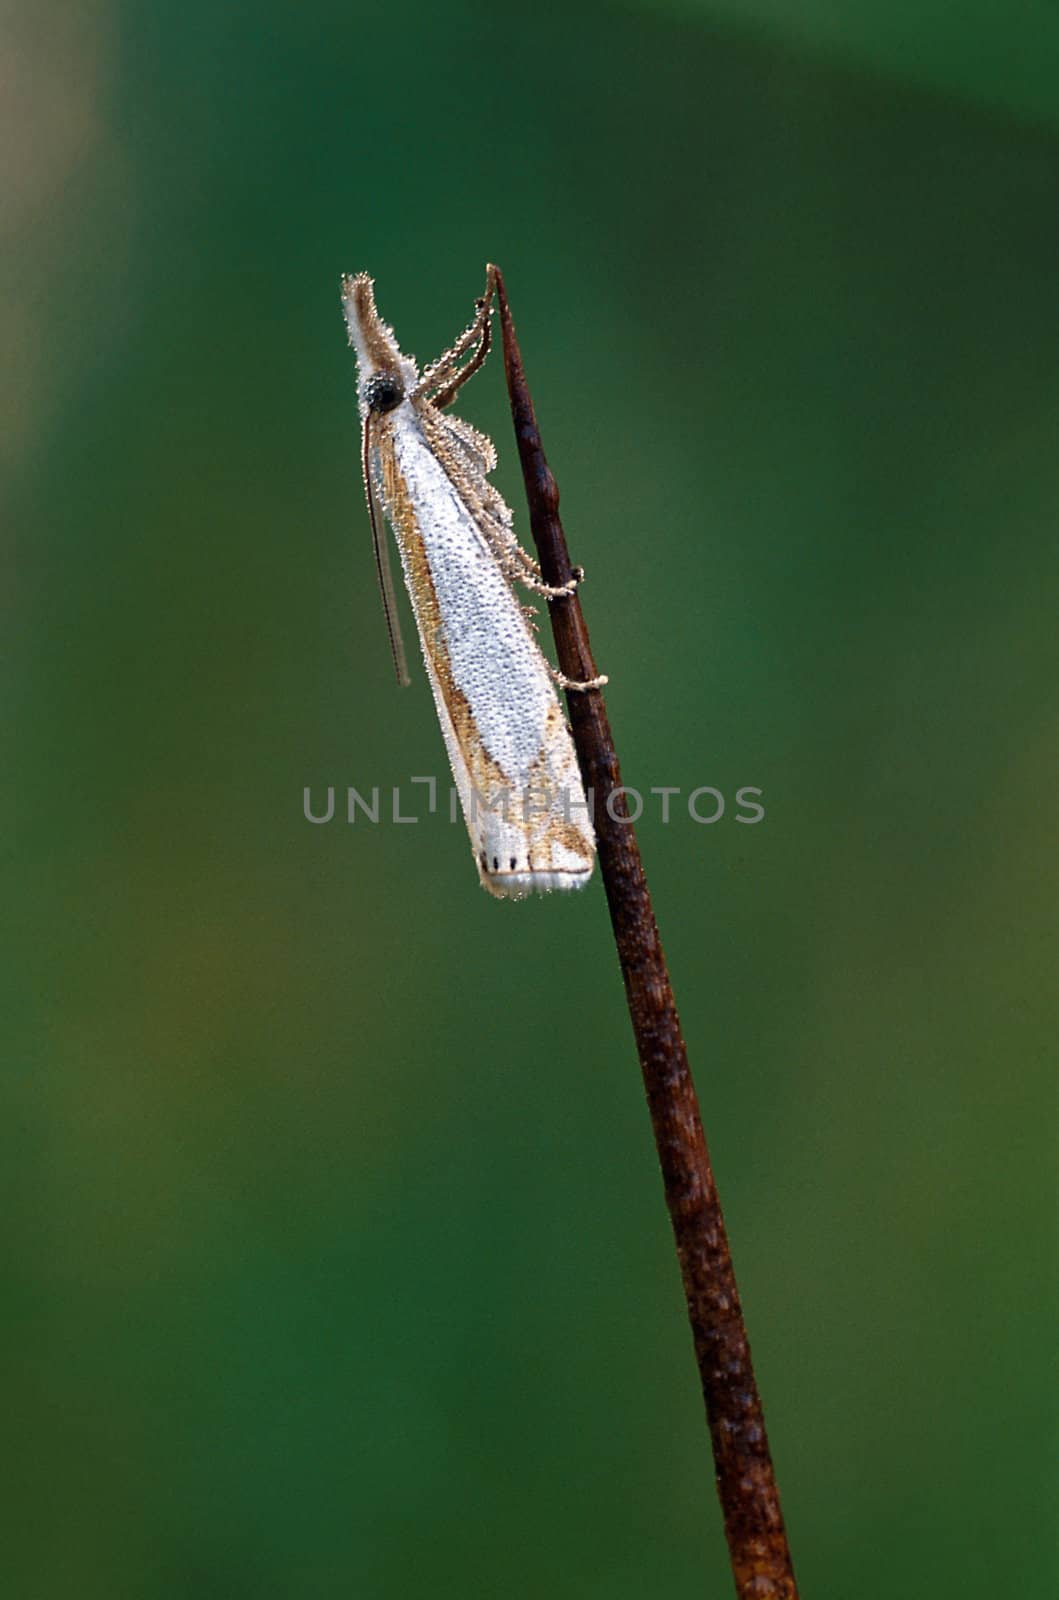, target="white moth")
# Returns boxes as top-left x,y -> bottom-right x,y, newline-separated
341,268 -> 597,899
